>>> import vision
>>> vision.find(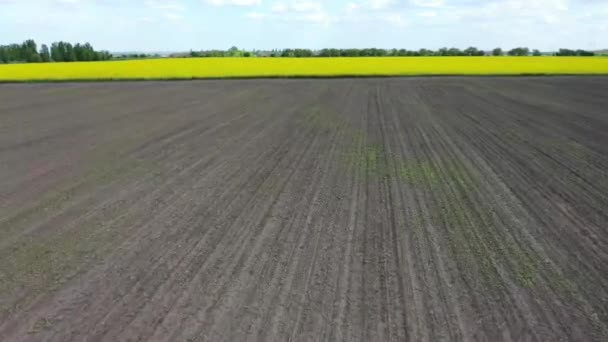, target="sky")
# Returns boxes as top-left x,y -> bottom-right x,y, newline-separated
1,0 -> 607,52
